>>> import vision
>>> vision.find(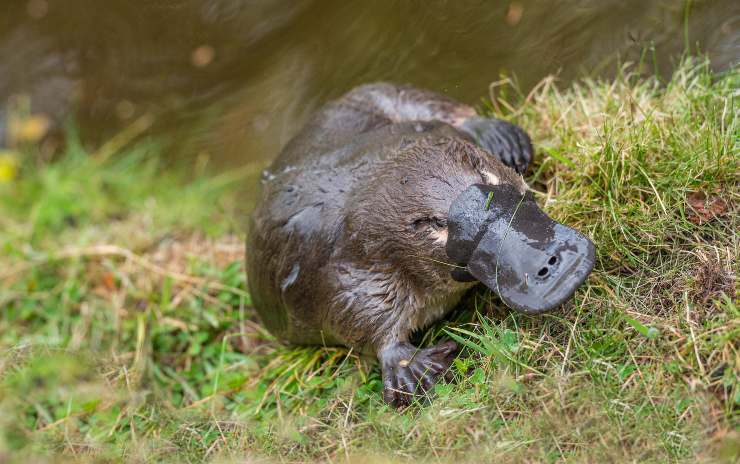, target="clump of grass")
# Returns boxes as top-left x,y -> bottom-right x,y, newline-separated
0,58 -> 738,463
